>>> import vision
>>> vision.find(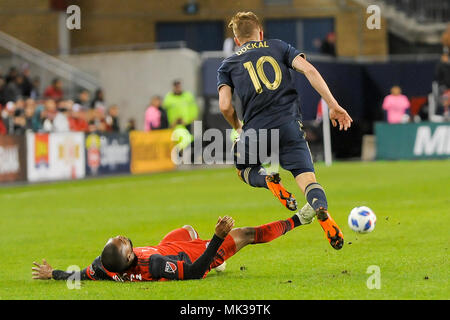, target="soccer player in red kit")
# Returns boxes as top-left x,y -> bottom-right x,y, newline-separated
32,206 -> 315,282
